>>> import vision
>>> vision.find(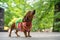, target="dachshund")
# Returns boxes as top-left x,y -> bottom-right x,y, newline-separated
9,10 -> 35,37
